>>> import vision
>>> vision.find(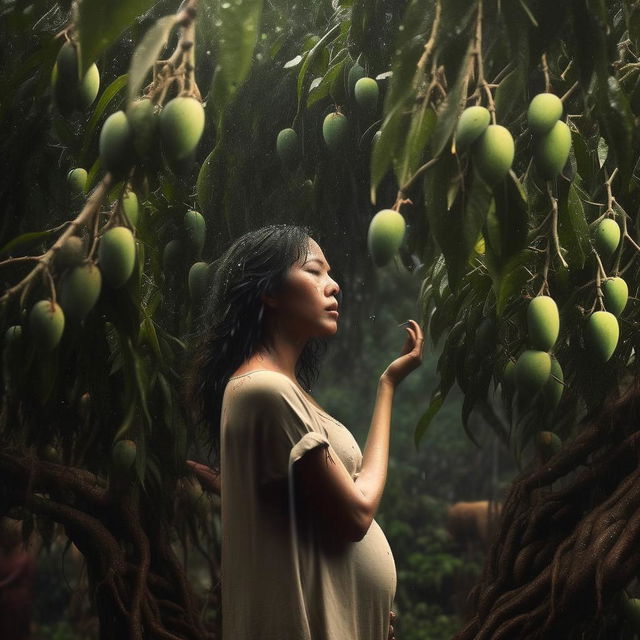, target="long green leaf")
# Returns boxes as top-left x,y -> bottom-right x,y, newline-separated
210,0 -> 264,119
80,74 -> 129,165
396,104 -> 436,187
0,230 -> 55,258
77,0 -> 157,76
294,24 -> 341,116
128,15 -> 178,104
414,390 -> 444,450
370,101 -> 408,203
